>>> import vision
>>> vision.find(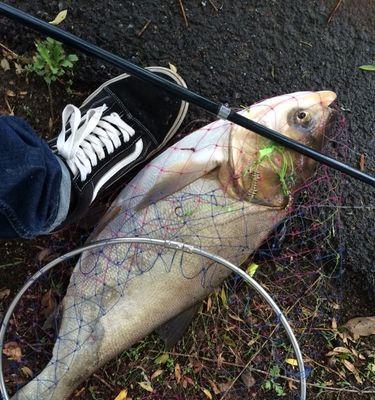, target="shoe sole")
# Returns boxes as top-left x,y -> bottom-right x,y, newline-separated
80,66 -> 189,160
